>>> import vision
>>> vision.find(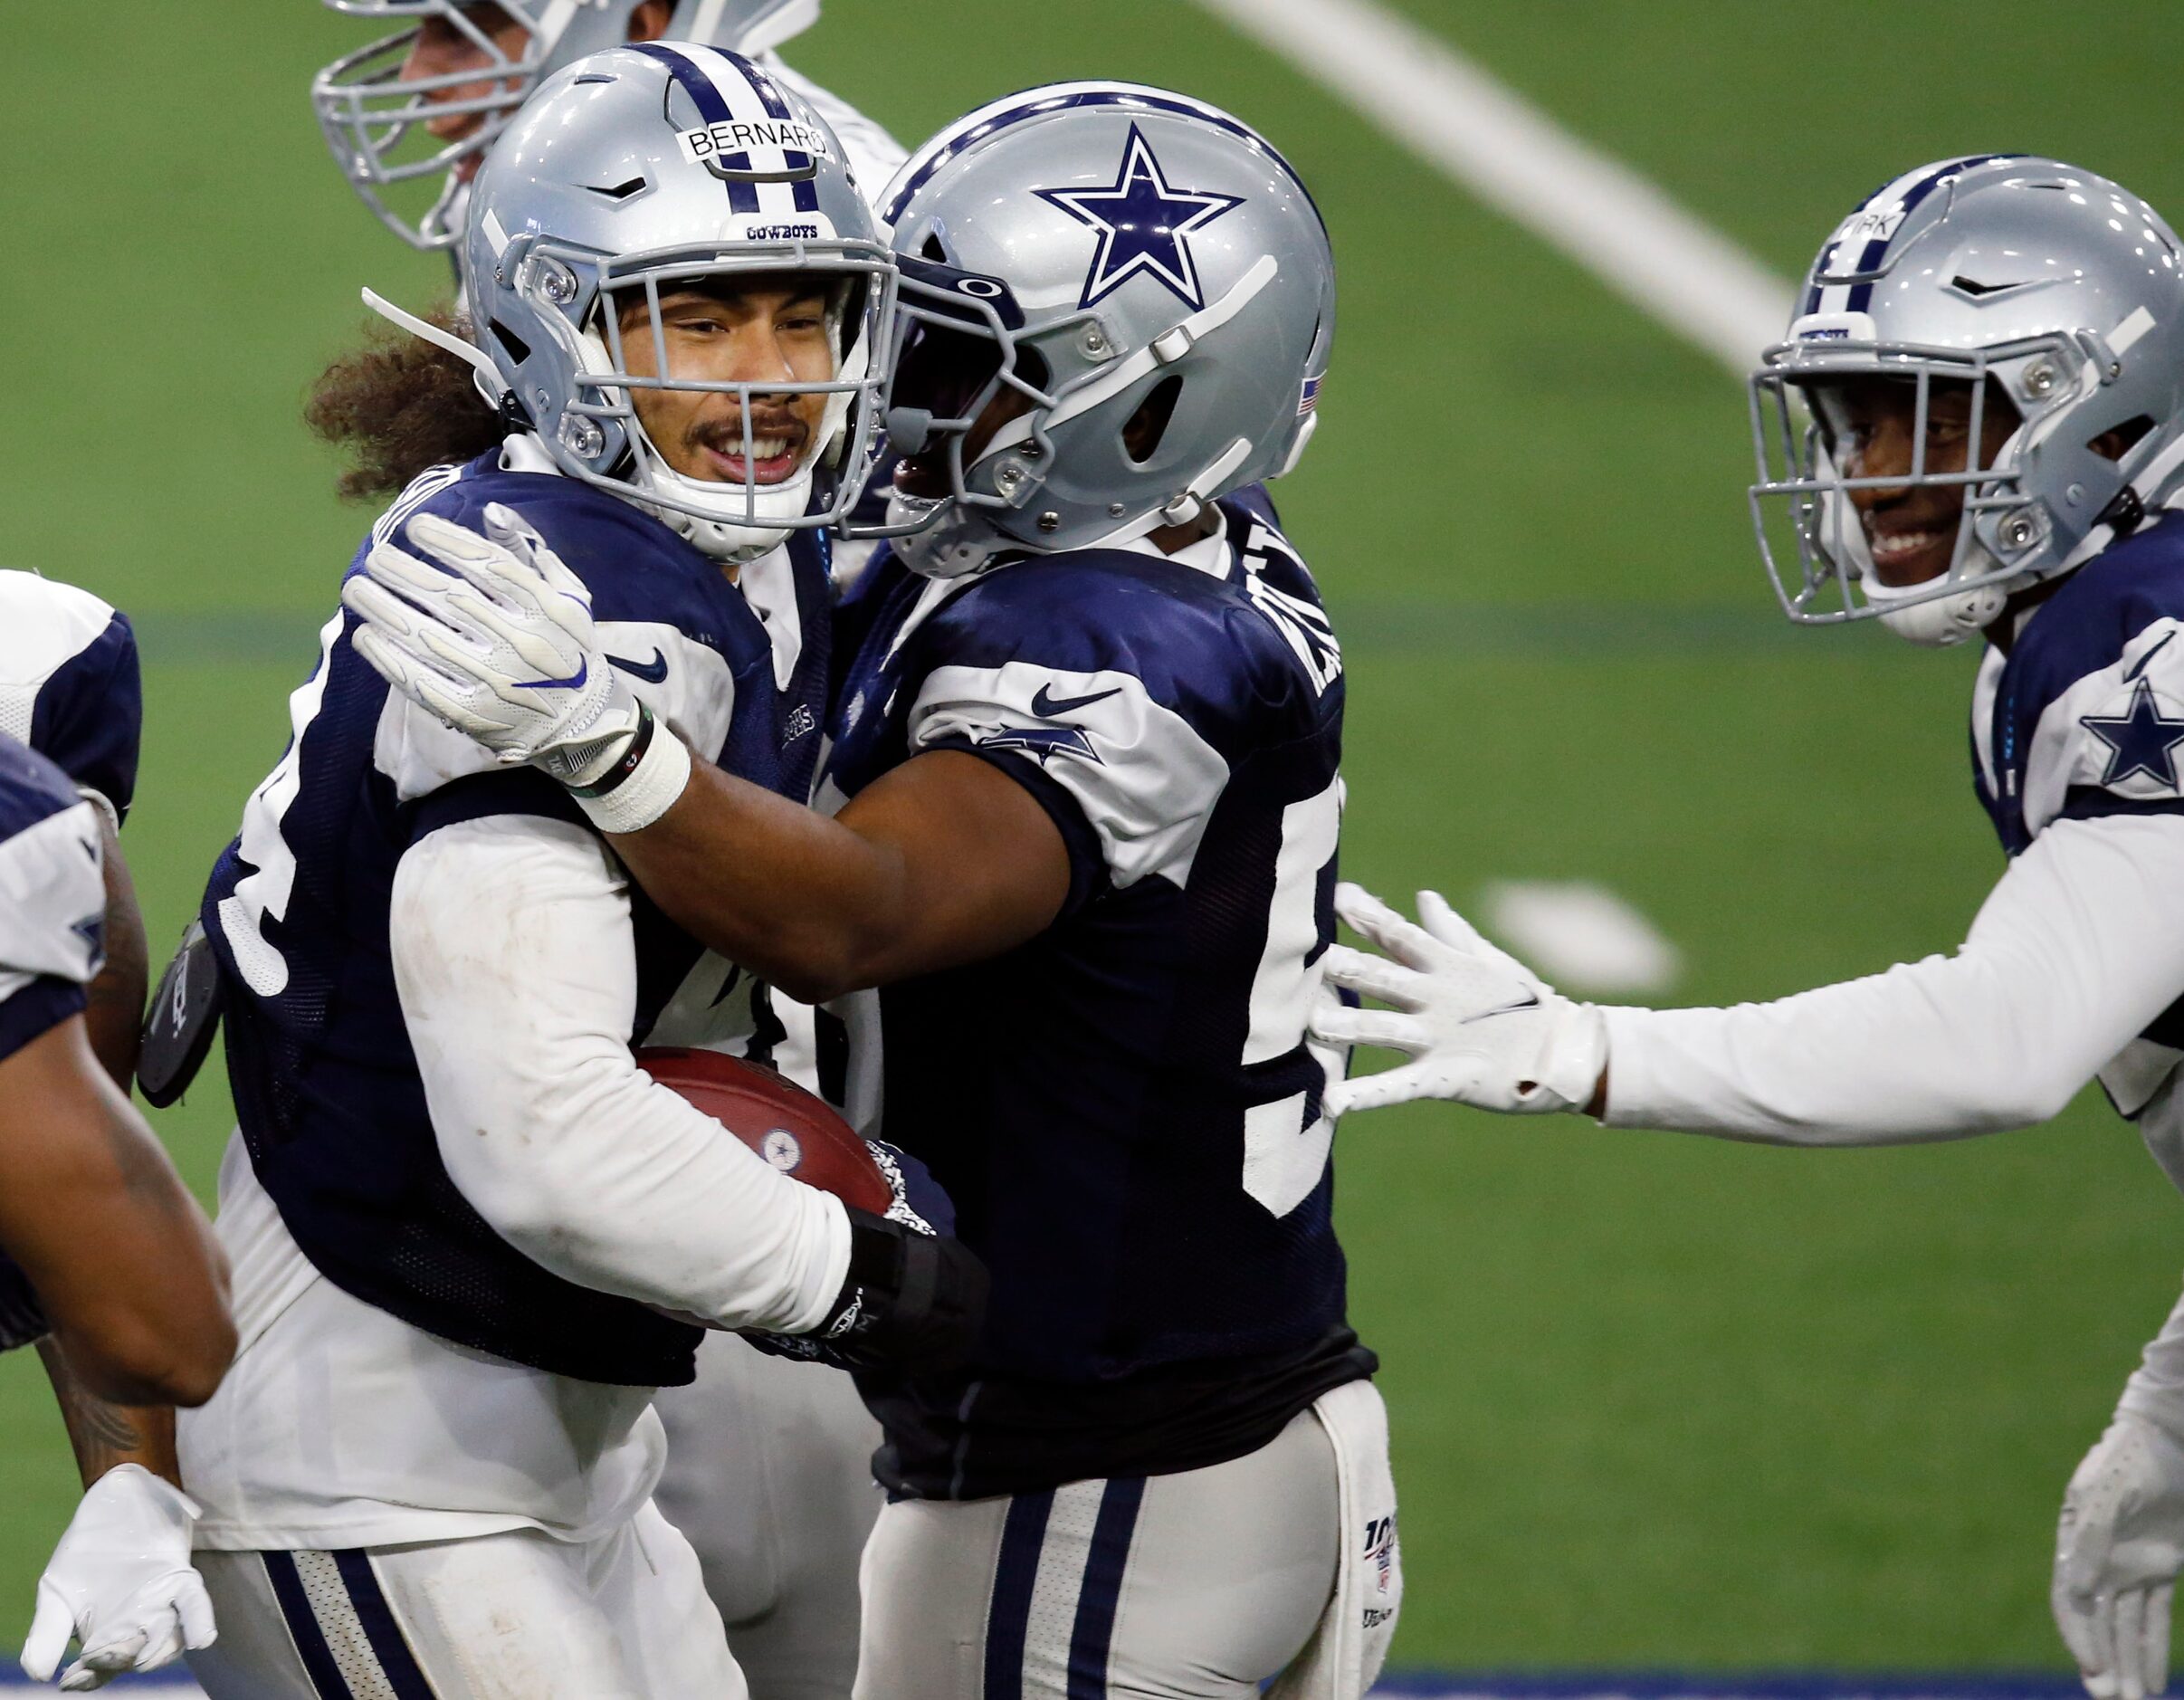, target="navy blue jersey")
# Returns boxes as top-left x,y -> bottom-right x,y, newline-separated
746,531 -> 834,806
1973,513 -> 2184,855
823,494 -> 1374,1496
0,734 -> 106,1352
1972,513 -> 2184,1057
203,453 -> 791,1387
0,572 -> 141,826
